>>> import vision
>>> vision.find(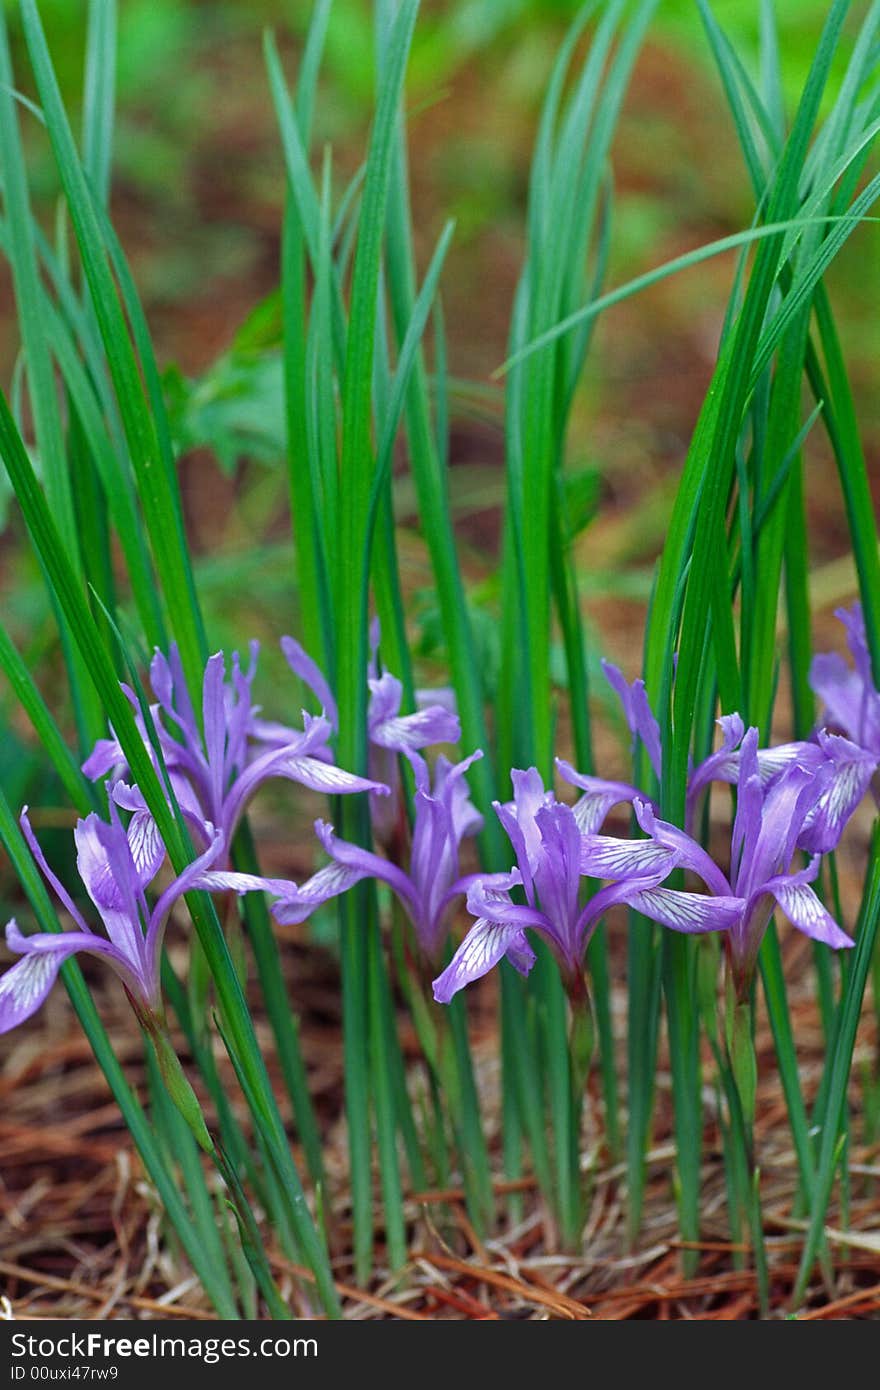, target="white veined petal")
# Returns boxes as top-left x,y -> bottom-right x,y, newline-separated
772,880 -> 853,949
456,920 -> 511,973
630,887 -> 737,935
580,836 -> 672,878
297,862 -> 360,901
127,811 -> 165,886
0,951 -> 60,1030
284,756 -> 380,793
